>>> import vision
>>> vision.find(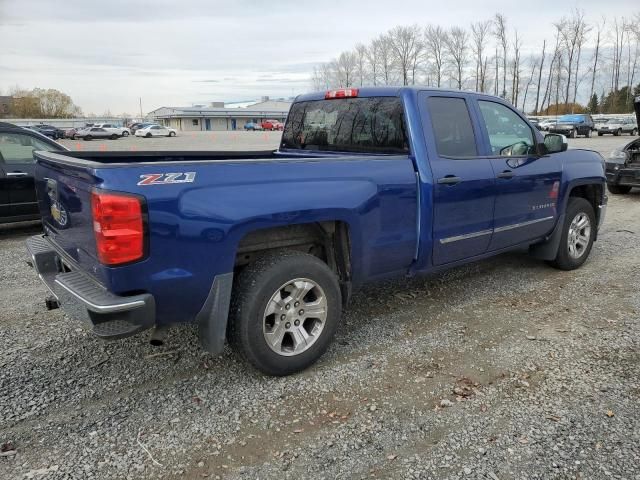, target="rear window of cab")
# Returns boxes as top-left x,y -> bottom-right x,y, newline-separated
281,97 -> 408,154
